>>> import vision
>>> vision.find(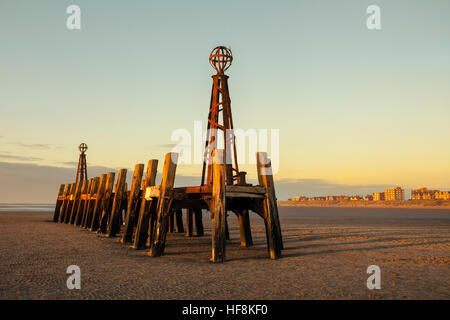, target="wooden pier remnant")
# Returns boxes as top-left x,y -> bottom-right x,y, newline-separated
52,46 -> 283,263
